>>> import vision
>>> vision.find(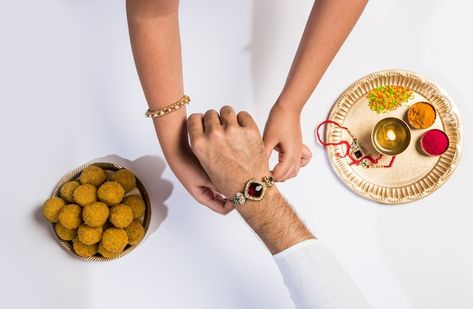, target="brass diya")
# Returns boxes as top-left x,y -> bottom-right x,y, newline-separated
372,117 -> 411,156
325,70 -> 462,204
